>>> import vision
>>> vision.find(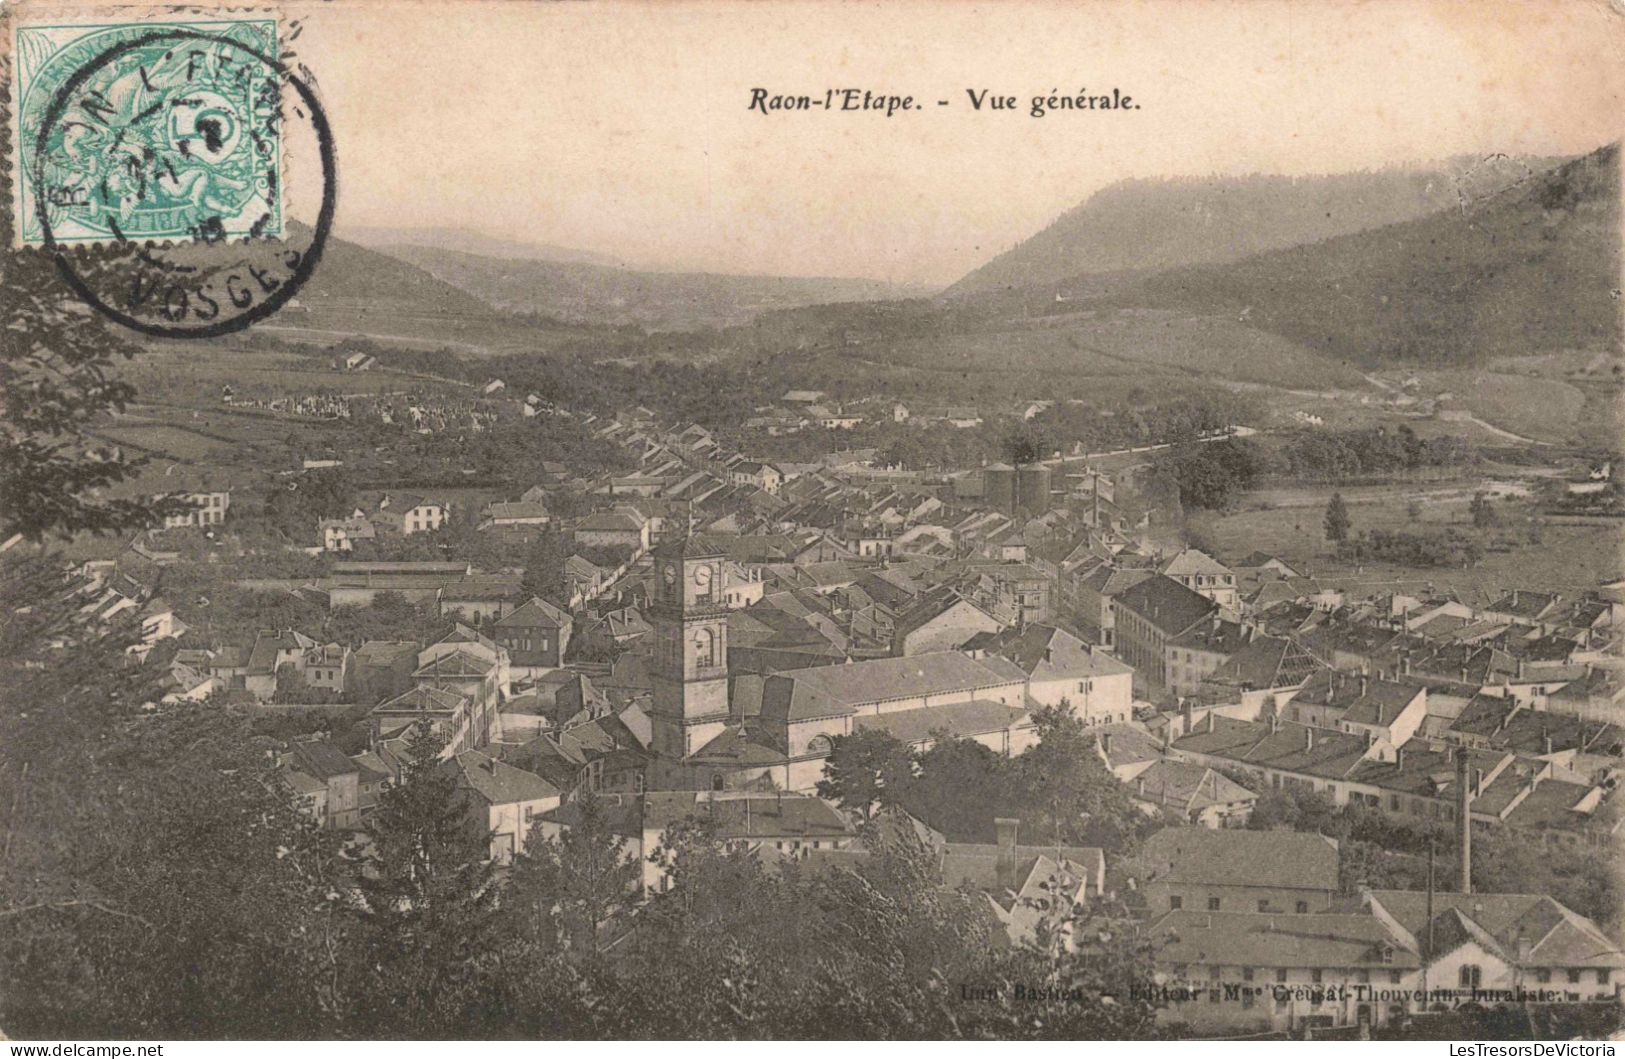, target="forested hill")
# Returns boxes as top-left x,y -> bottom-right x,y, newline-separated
1108,143 -> 1621,366
377,245 -> 927,332
945,157 -> 1559,297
